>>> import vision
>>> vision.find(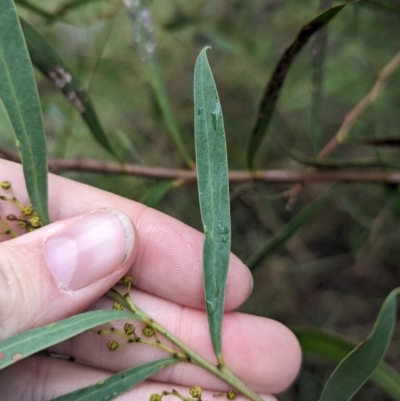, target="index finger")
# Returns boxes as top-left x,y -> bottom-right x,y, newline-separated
0,159 -> 253,310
